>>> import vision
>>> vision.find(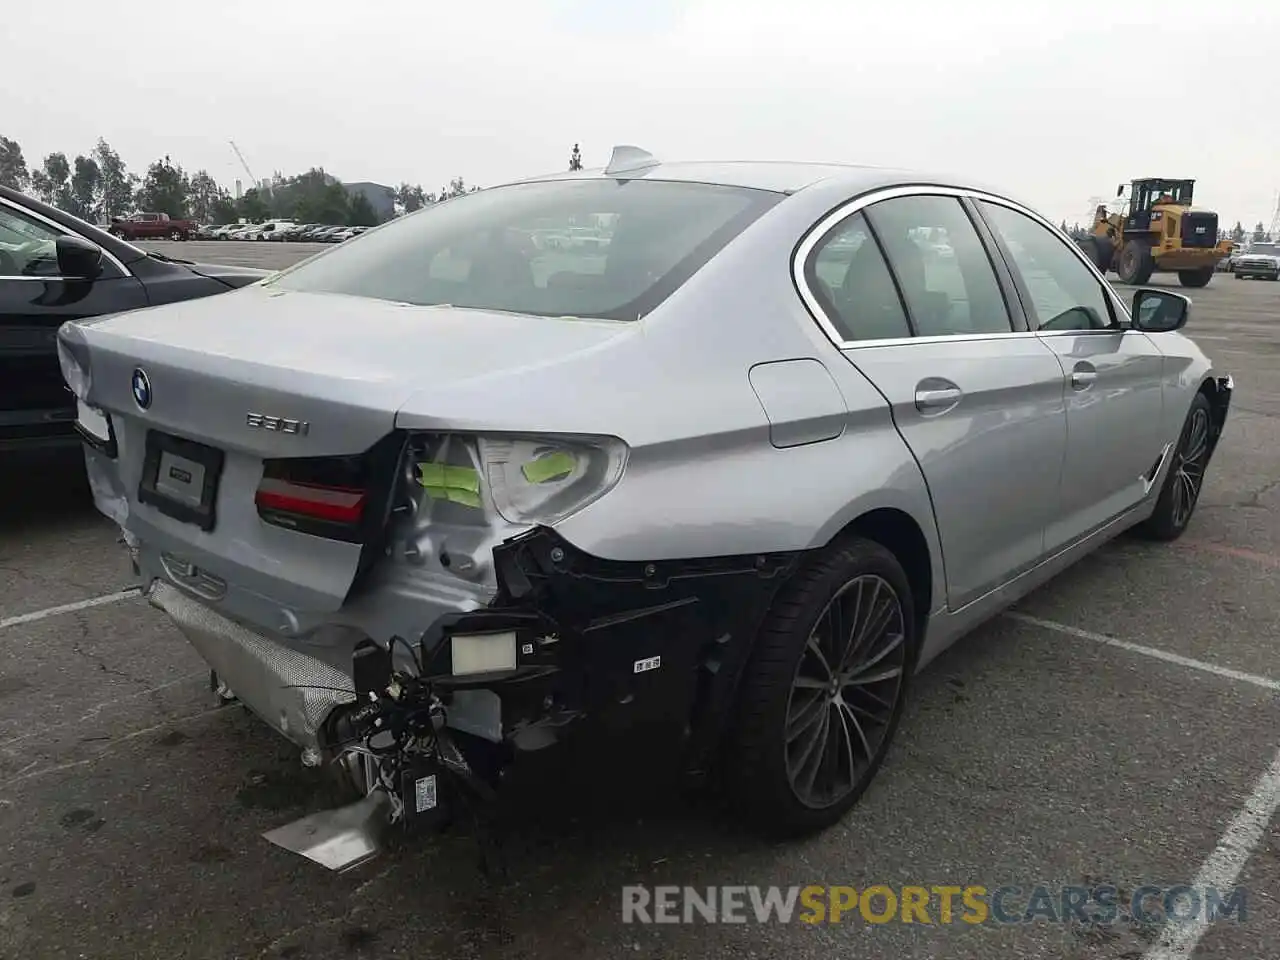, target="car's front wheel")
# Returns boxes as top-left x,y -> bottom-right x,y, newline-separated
728,537 -> 915,837
1136,392 -> 1214,541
